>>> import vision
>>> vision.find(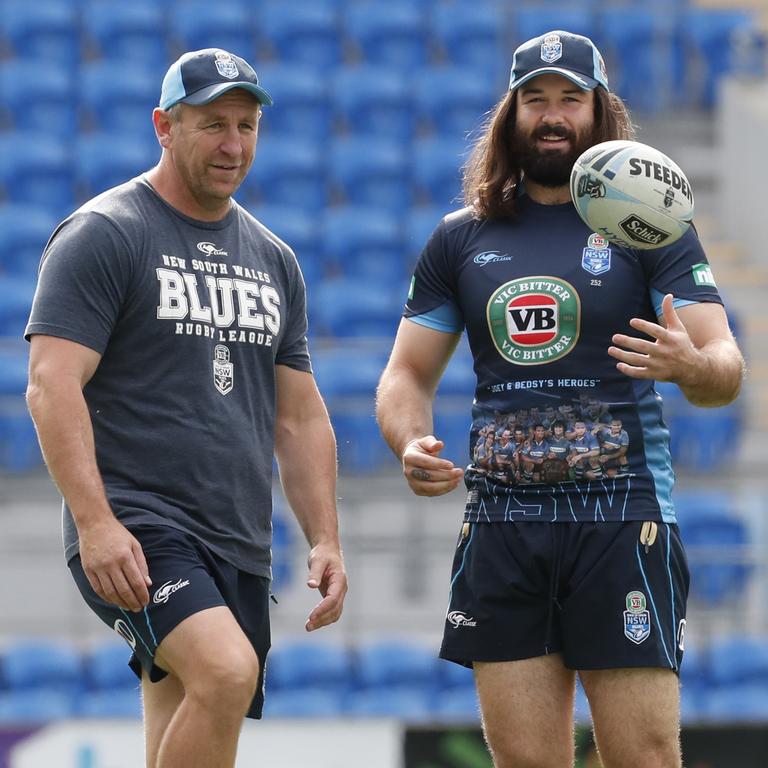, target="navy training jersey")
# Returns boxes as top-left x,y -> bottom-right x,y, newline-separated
405,195 -> 723,524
